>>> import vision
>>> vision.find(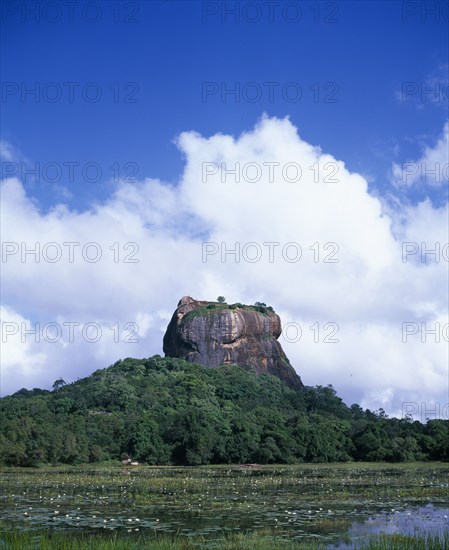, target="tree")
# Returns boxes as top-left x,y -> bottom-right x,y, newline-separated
217,296 -> 226,303
52,378 -> 66,392
1,354 -> 448,467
